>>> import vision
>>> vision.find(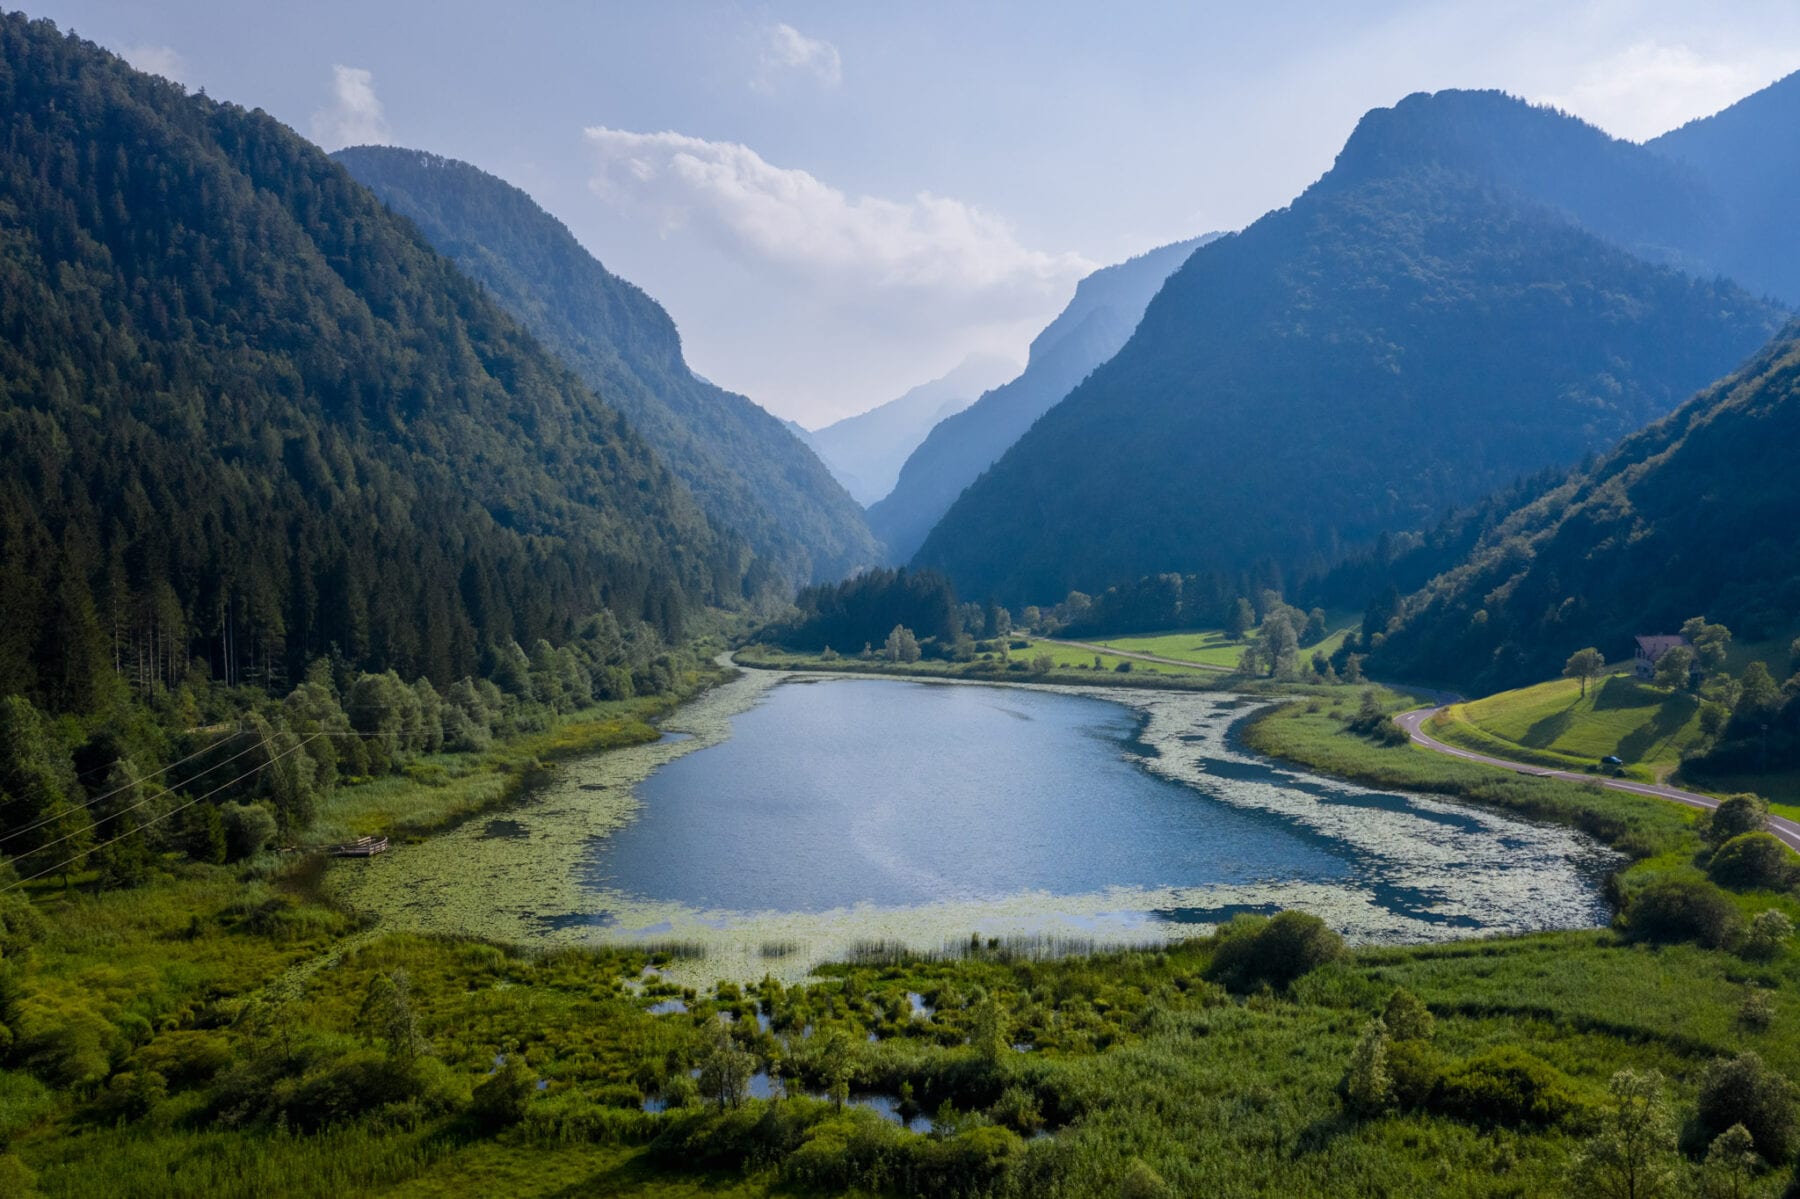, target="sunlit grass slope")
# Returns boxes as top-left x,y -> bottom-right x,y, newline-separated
1428,671 -> 1706,782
